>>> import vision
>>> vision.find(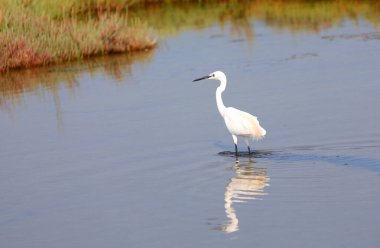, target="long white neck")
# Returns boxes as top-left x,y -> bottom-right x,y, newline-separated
216,76 -> 227,117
